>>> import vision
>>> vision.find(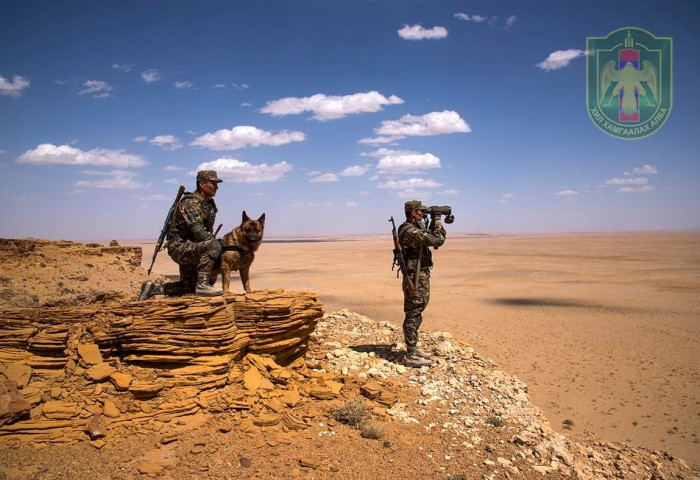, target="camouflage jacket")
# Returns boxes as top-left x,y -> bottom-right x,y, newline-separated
398,219 -> 446,272
166,192 -> 218,245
